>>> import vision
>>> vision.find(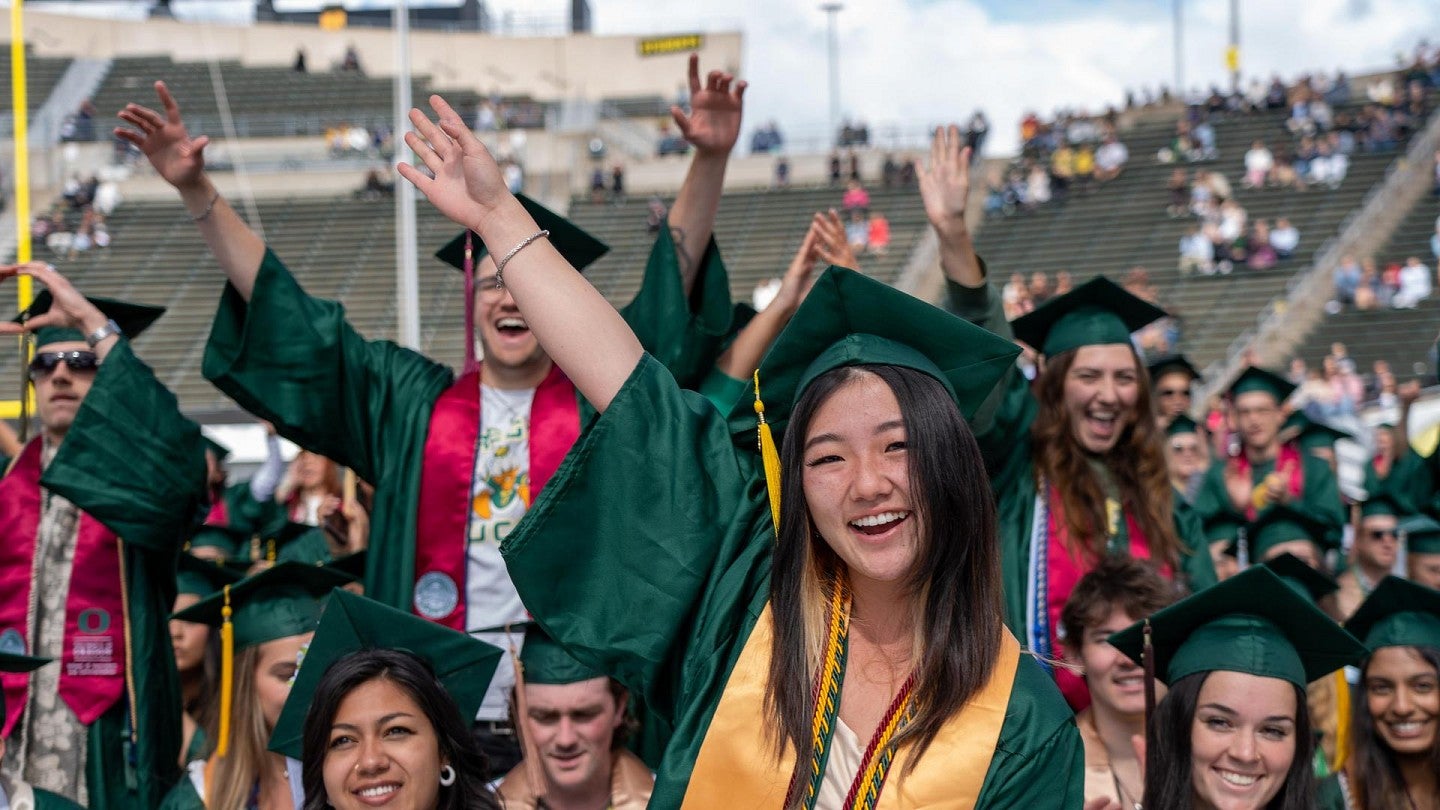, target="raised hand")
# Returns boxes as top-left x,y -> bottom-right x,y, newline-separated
917,125 -> 972,235
671,53 -> 747,158
1399,379 -> 1422,405
0,262 -> 107,337
398,95 -> 509,230
114,81 -> 210,191
769,228 -> 820,314
811,209 -> 860,272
